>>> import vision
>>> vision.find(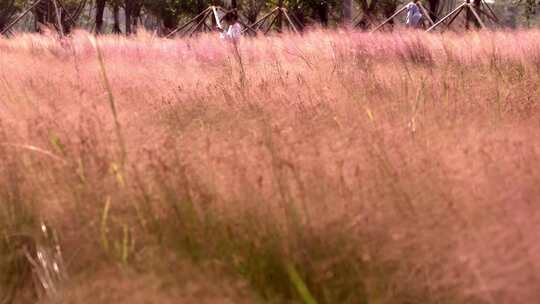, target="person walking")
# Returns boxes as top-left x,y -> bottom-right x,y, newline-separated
220,11 -> 242,41
406,0 -> 423,28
